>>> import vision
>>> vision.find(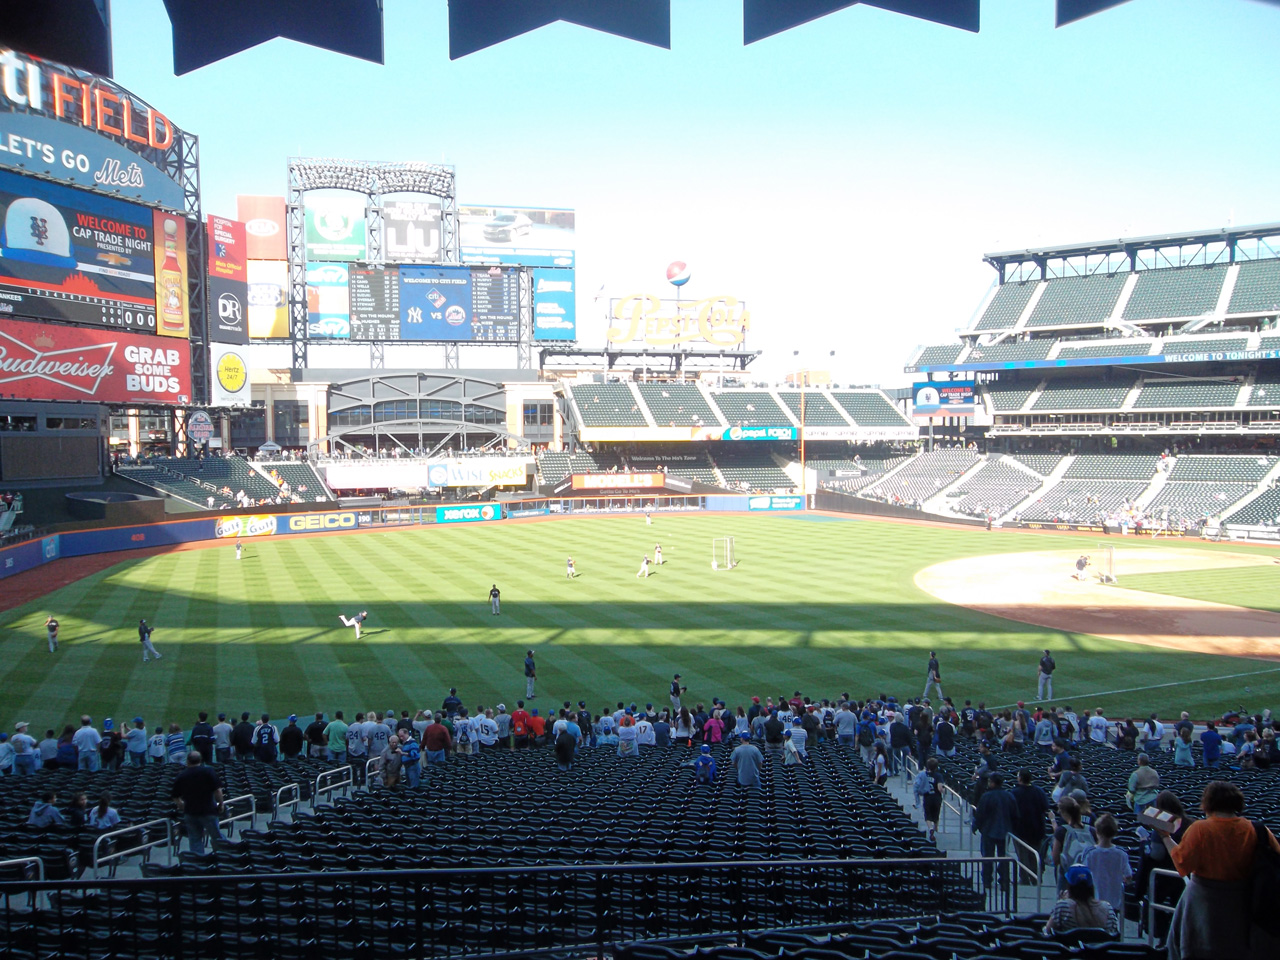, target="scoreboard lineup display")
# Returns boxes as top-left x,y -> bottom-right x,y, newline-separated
340,264 -> 520,342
